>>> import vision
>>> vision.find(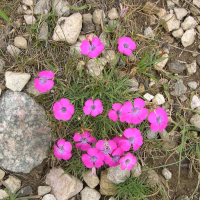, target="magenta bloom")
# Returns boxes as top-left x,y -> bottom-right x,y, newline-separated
148,107 -> 168,132
83,99 -> 103,117
82,148 -> 105,168
108,103 -> 125,122
34,70 -> 54,93
104,147 -> 124,167
118,37 -> 136,55
54,139 -> 72,160
119,152 -> 137,170
121,98 -> 148,124
80,37 -> 104,58
73,131 -> 96,151
96,139 -> 117,155
53,98 -> 75,121
119,128 -> 143,151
